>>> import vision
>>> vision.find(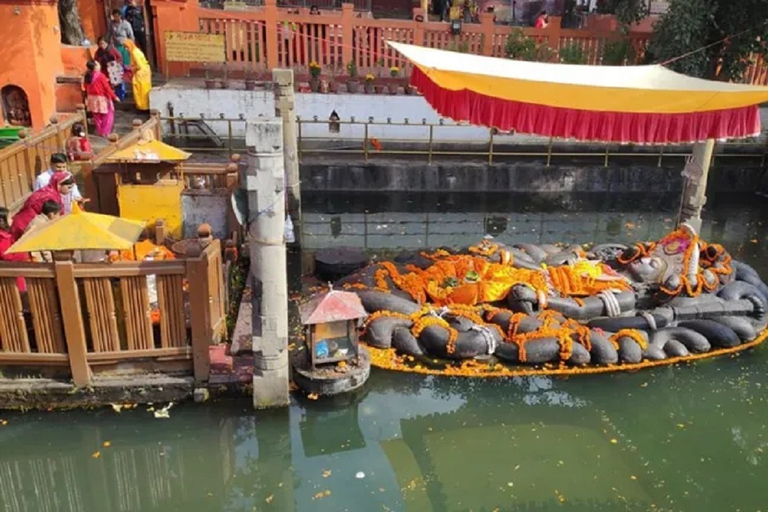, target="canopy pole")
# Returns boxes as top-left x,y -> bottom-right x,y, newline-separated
677,138 -> 715,233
